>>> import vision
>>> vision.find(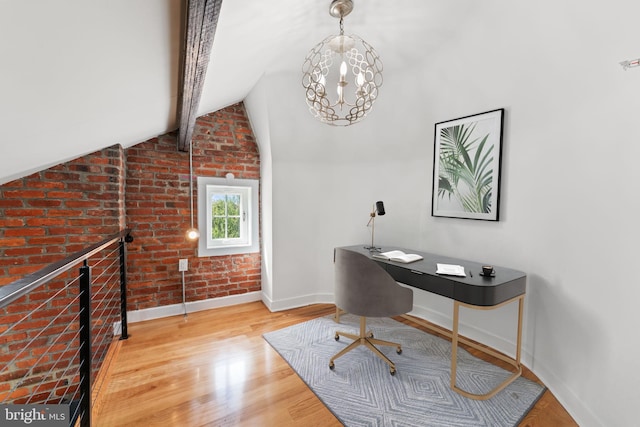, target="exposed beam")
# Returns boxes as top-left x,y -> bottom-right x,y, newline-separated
177,0 -> 223,152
